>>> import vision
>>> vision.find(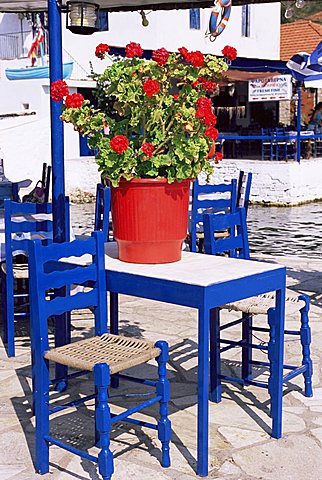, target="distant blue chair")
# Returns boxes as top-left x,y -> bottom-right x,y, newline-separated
261,128 -> 274,160
274,127 -> 295,160
190,178 -> 237,252
94,183 -> 111,242
203,209 -> 313,433
28,231 -> 171,480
